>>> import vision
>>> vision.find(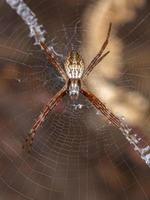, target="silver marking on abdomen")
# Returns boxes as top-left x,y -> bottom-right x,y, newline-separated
69,80 -> 80,99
